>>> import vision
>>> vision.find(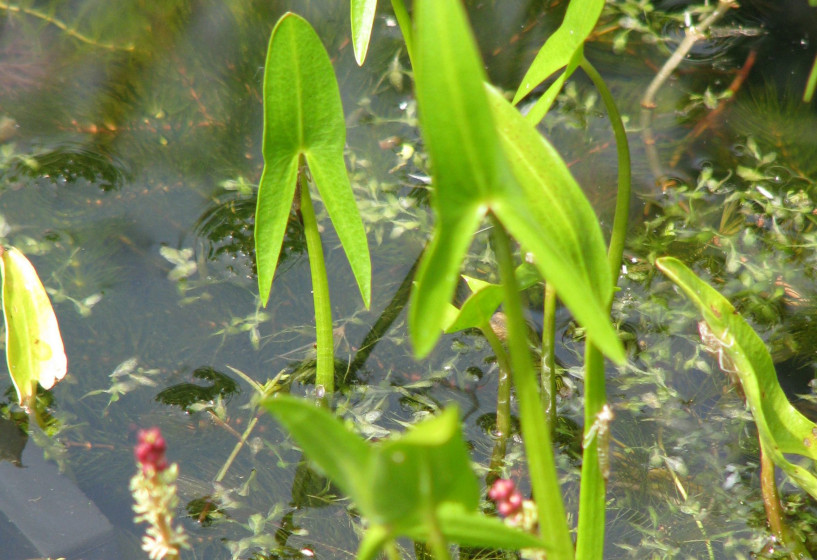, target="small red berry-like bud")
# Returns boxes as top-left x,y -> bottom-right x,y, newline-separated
488,478 -> 516,501
135,427 -> 168,474
489,478 -> 524,517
